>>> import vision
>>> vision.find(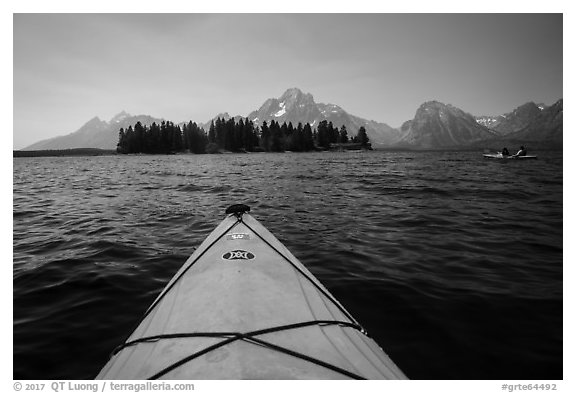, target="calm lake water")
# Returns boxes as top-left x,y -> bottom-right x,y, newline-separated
13,151 -> 563,380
